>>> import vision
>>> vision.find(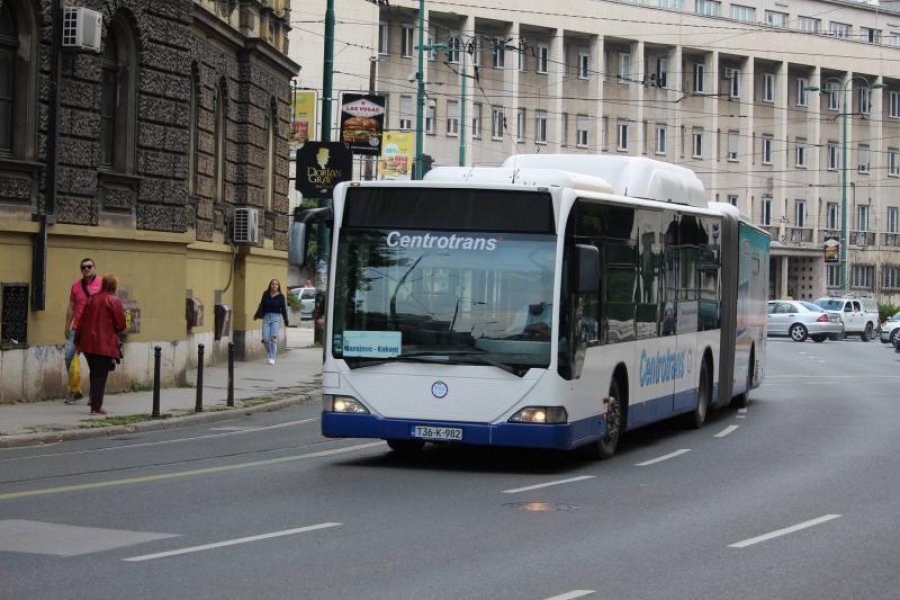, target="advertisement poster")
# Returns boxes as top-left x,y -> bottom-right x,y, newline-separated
339,93 -> 386,155
823,236 -> 840,263
291,89 -> 317,146
378,131 -> 415,180
295,142 -> 351,198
